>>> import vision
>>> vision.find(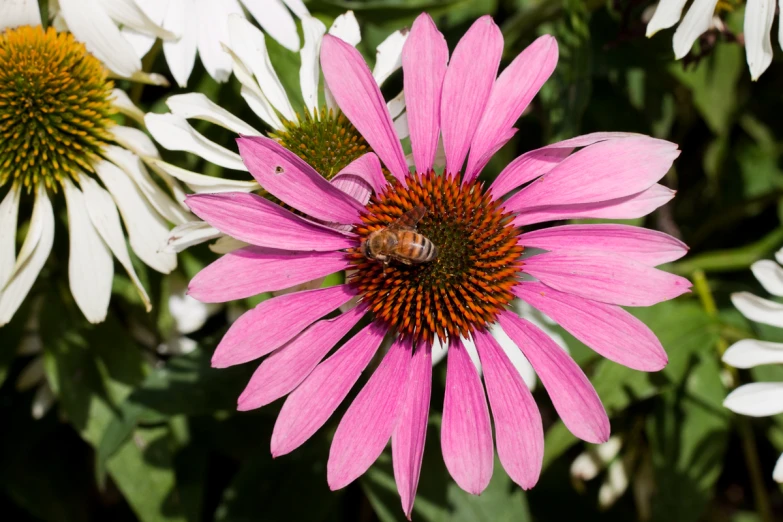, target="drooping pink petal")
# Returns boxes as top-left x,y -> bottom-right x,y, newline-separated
513,282 -> 668,371
212,284 -> 356,368
321,35 -> 409,182
237,305 -> 367,411
442,337 -> 493,495
473,329 -> 543,489
328,337 -> 412,490
464,35 -> 558,182
237,136 -> 363,224
271,322 -> 387,457
489,132 -> 642,199
392,343 -> 432,519
403,13 -> 448,174
522,251 -> 691,307
513,184 -> 676,227
466,127 -> 518,183
186,192 -> 354,251
330,153 -> 387,206
506,137 -> 678,210
440,15 -> 503,175
497,311 -> 609,444
189,247 -> 350,303
519,224 -> 688,266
